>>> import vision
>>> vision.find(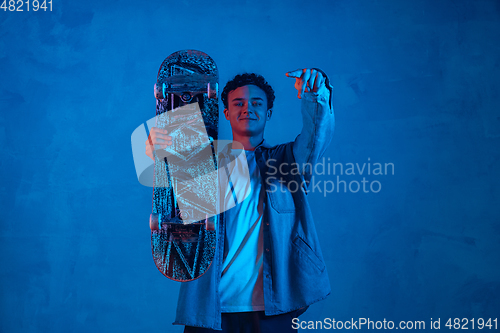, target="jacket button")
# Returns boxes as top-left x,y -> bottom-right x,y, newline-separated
266,248 -> 270,252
